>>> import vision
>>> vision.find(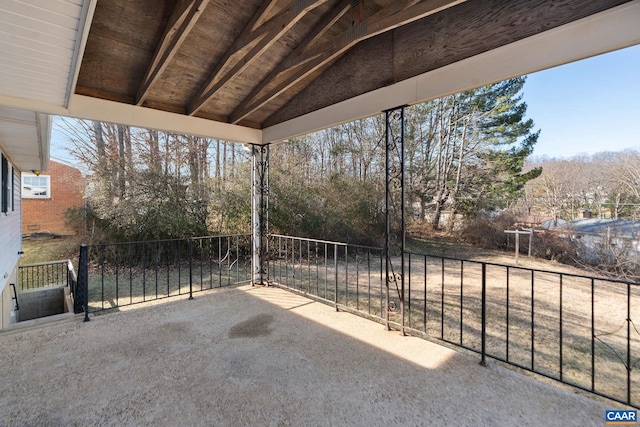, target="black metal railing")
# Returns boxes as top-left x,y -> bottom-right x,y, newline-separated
266,235 -> 640,409
268,234 -> 386,317
79,234 -> 251,313
70,254 -> 85,316
18,260 -> 72,290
